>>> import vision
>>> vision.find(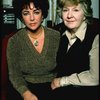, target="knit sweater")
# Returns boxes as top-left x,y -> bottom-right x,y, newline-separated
7,26 -> 60,95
